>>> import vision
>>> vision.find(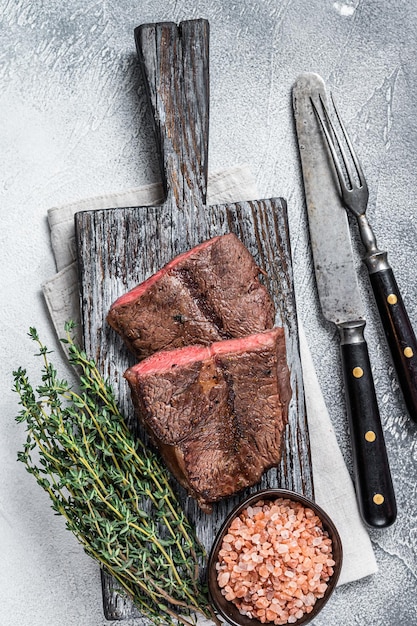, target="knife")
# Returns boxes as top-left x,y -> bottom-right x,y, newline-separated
292,72 -> 397,528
